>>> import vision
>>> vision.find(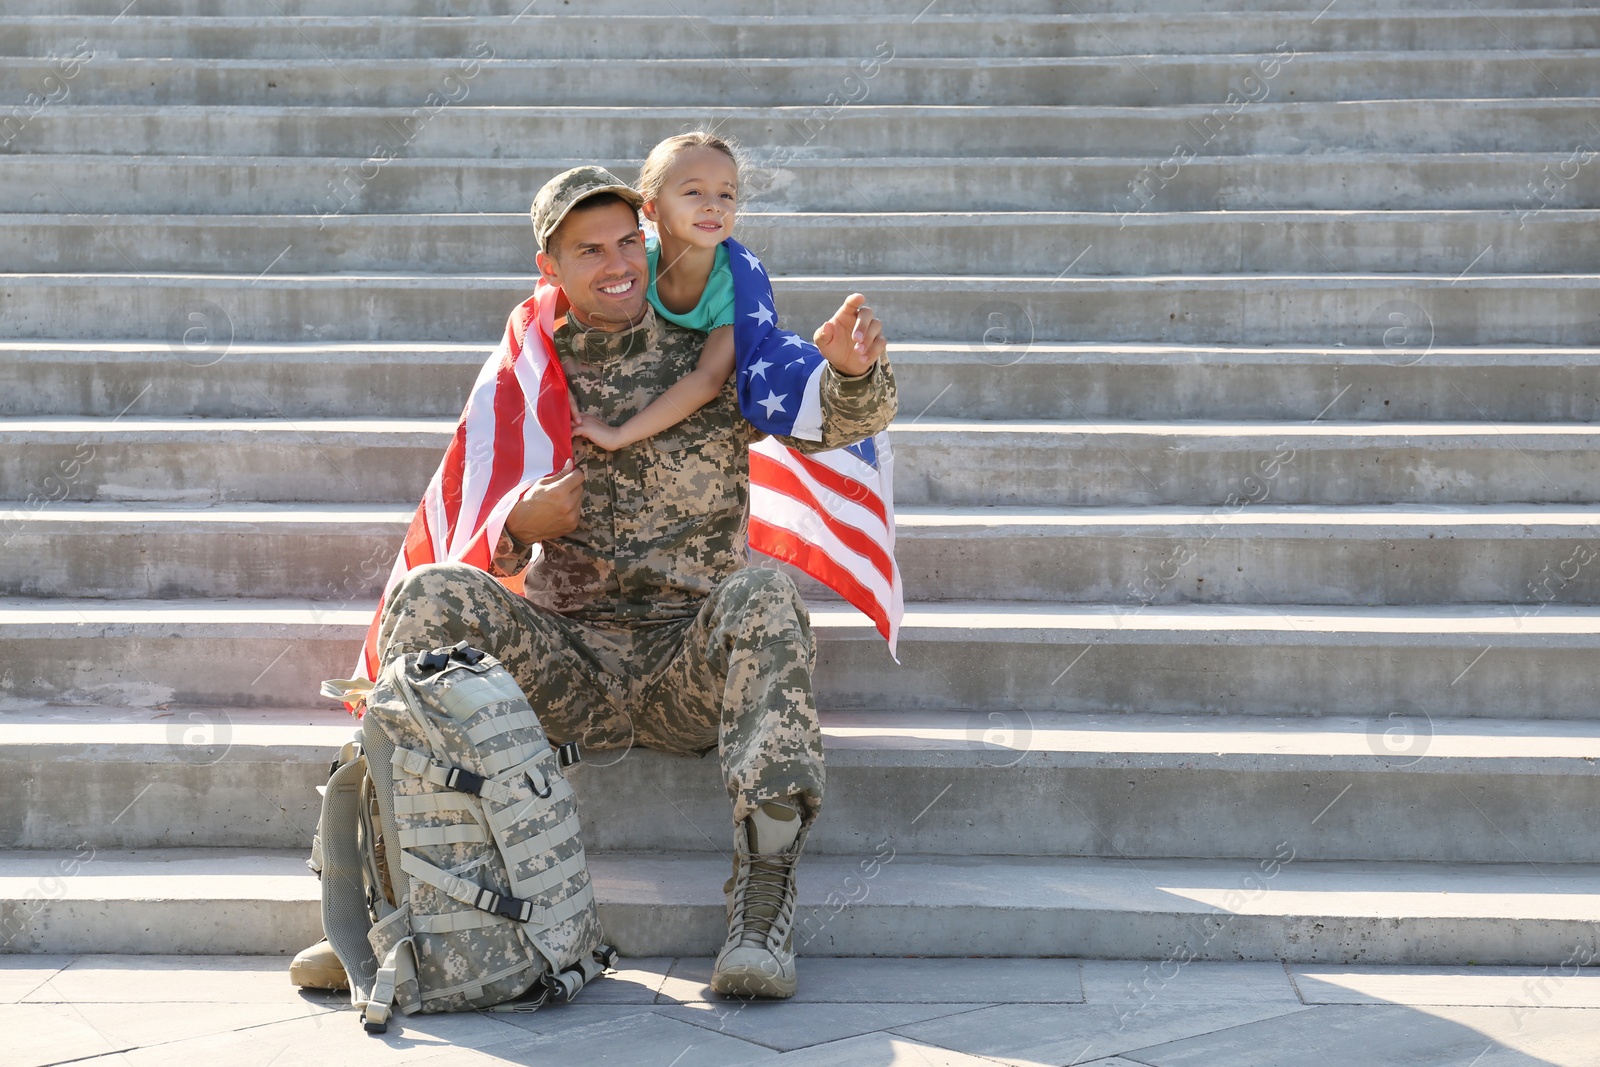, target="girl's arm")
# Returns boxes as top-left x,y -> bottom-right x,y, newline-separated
571,325 -> 737,451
